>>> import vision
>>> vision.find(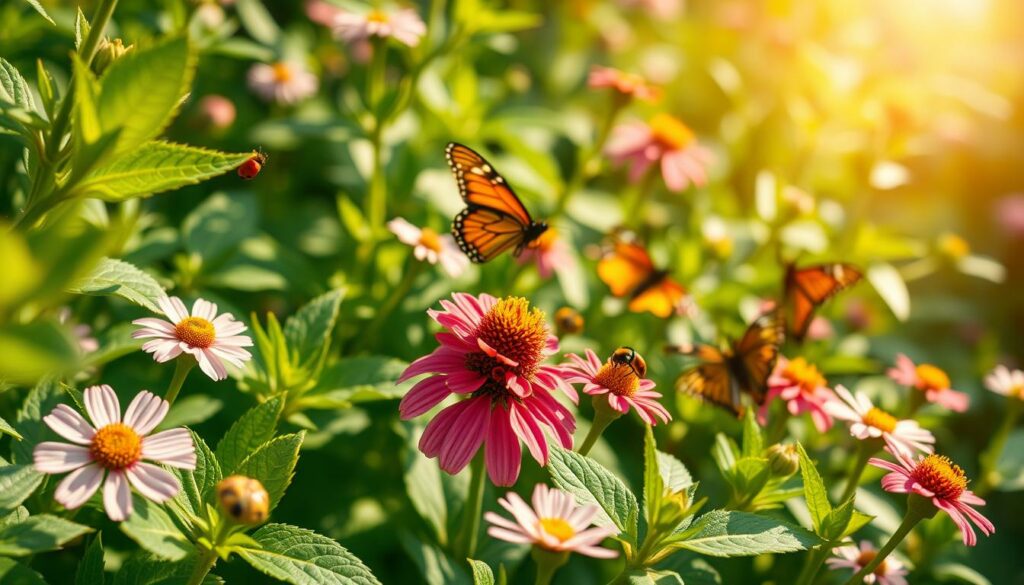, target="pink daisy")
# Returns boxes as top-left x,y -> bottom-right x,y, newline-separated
33,384 -> 196,521
388,217 -> 469,278
985,365 -> 1024,399
587,66 -> 661,102
398,293 -> 577,486
132,296 -> 253,381
888,354 -> 969,412
758,356 -> 835,433
562,348 -> 670,425
333,7 -> 426,48
826,541 -> 908,585
824,385 -> 935,458
516,229 -> 576,280
605,113 -> 713,193
485,484 -> 618,558
870,448 -> 994,546
247,61 -> 319,105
